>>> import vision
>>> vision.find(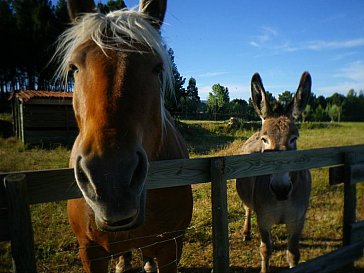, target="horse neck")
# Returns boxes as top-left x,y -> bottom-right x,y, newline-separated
154,113 -> 189,161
